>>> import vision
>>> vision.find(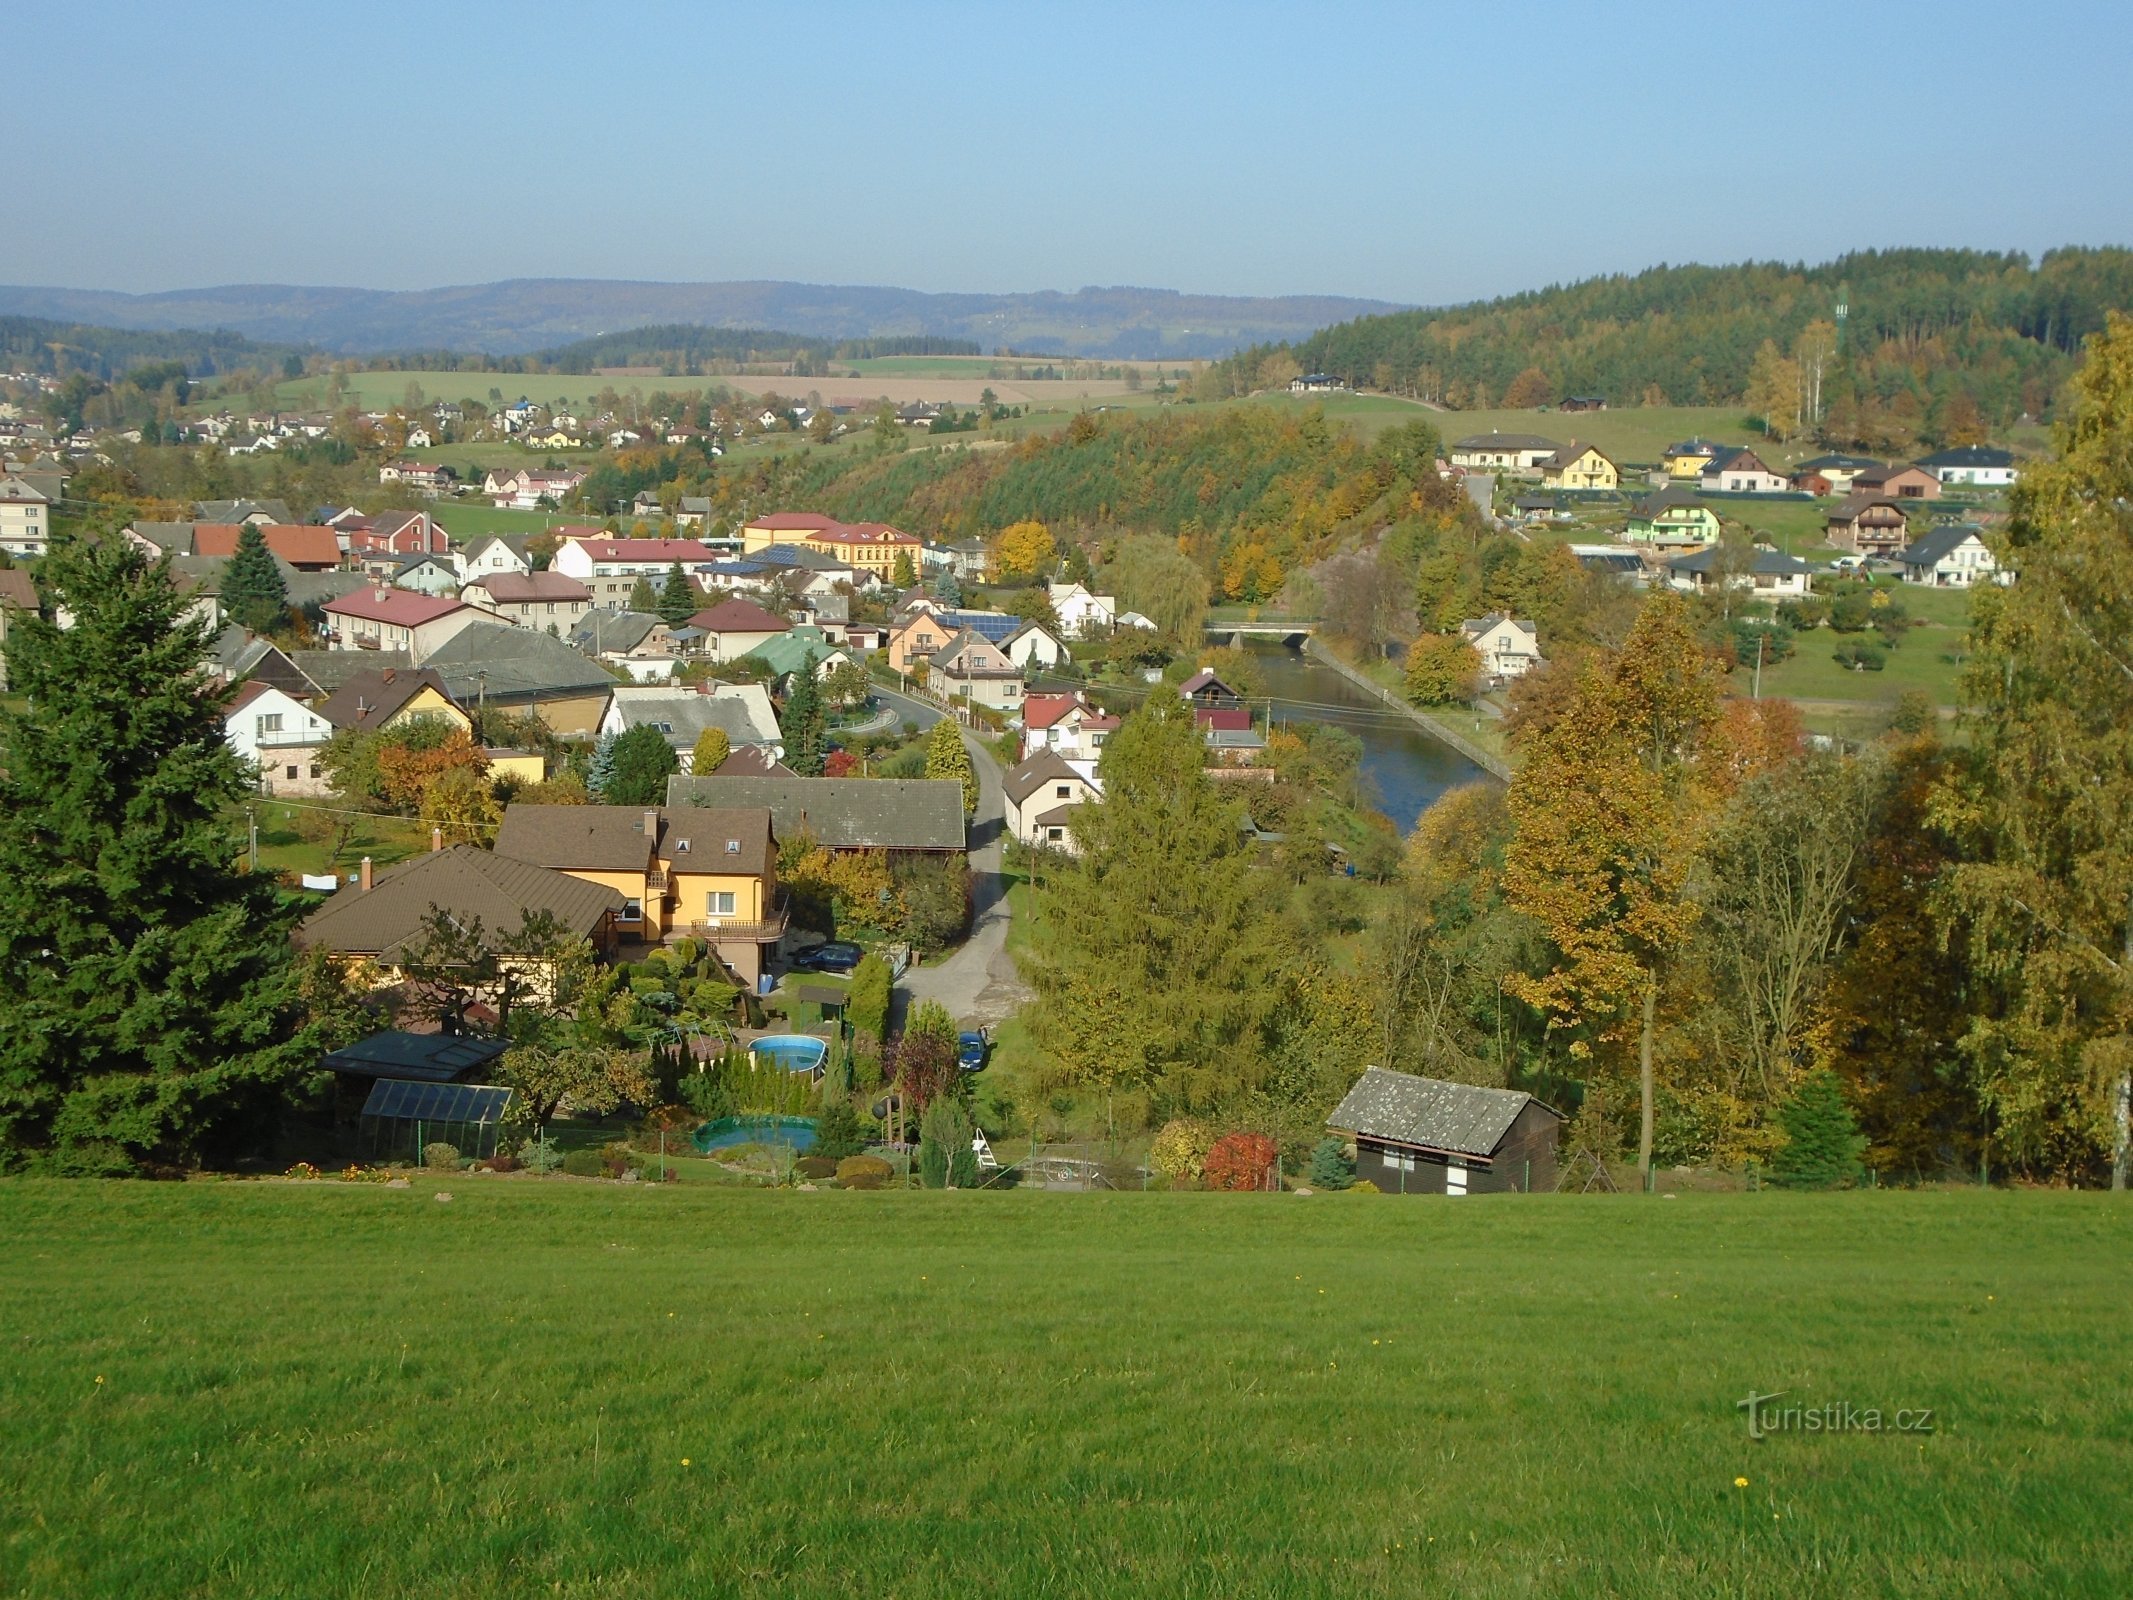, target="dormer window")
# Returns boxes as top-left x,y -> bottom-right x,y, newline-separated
725,839 -> 741,854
